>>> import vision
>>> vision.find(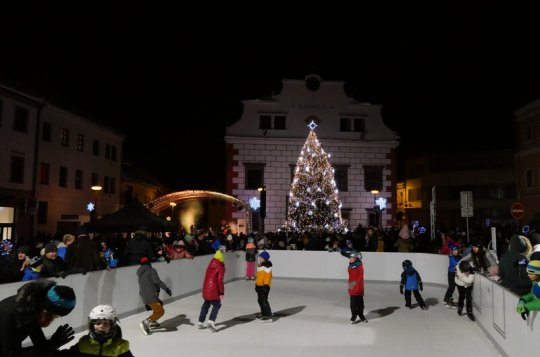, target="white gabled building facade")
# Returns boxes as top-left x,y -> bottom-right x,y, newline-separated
0,83 -> 124,243
225,75 -> 399,233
